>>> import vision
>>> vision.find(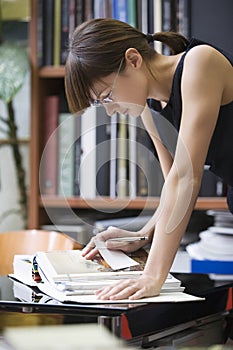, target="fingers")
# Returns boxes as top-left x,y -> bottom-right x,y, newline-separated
95,275 -> 161,301
96,279 -> 140,300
